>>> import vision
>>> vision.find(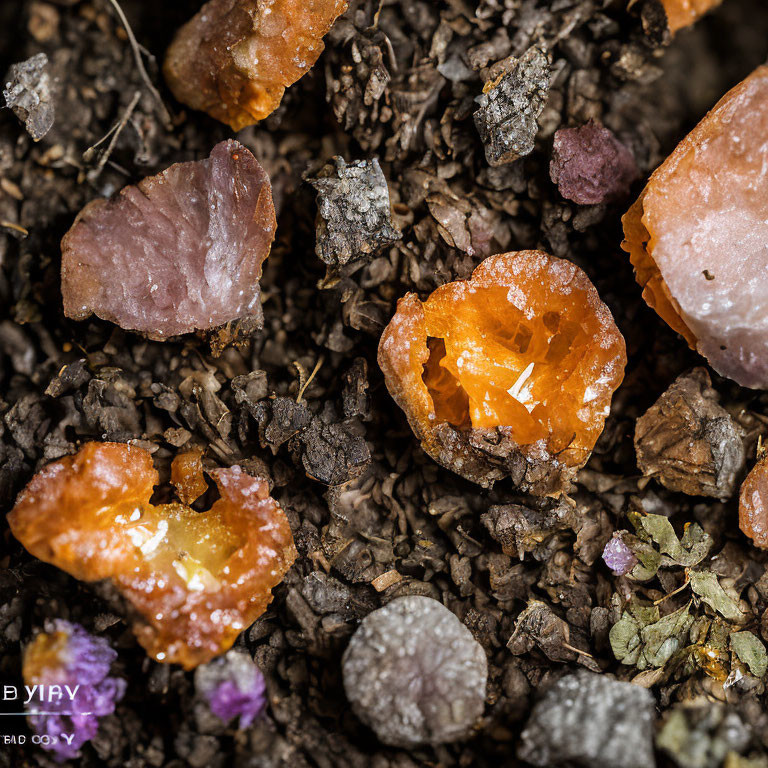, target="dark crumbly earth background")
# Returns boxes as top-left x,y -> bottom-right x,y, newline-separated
2,0 -> 768,766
